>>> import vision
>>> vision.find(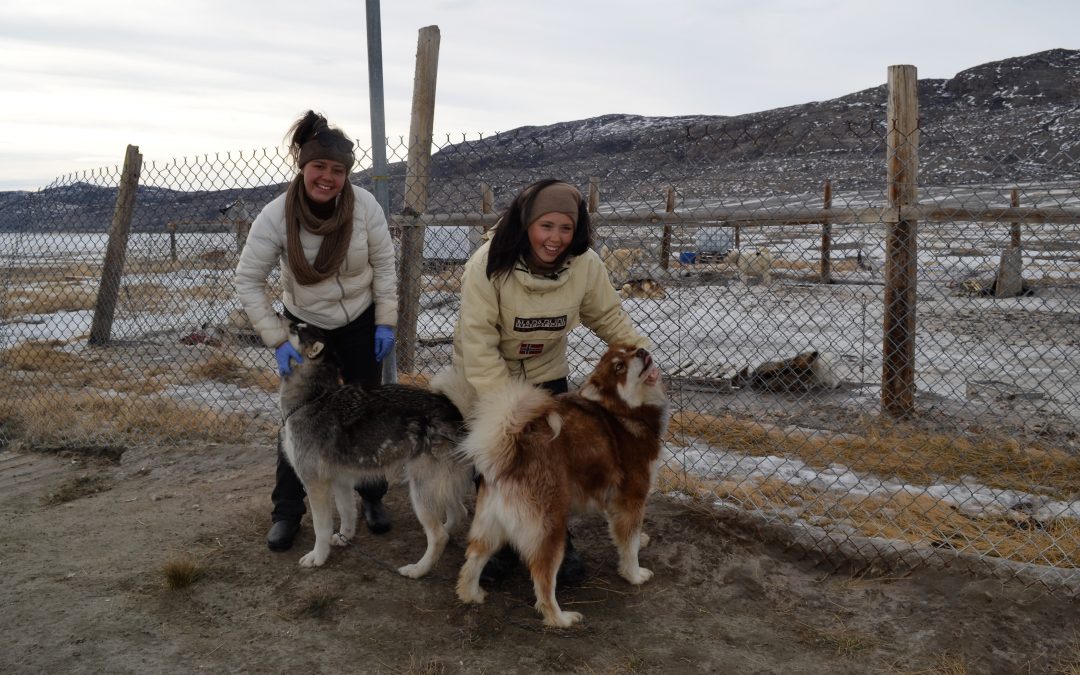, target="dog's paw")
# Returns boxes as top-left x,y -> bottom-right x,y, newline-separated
639,532 -> 651,548
544,610 -> 583,628
298,550 -> 328,568
456,585 -> 487,605
398,562 -> 430,579
331,532 -> 351,547
620,565 -> 653,585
